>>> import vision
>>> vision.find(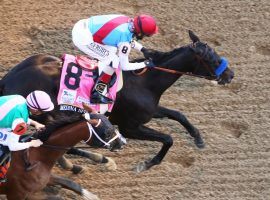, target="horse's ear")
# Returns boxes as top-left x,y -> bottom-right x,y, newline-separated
82,102 -> 97,114
188,30 -> 200,43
